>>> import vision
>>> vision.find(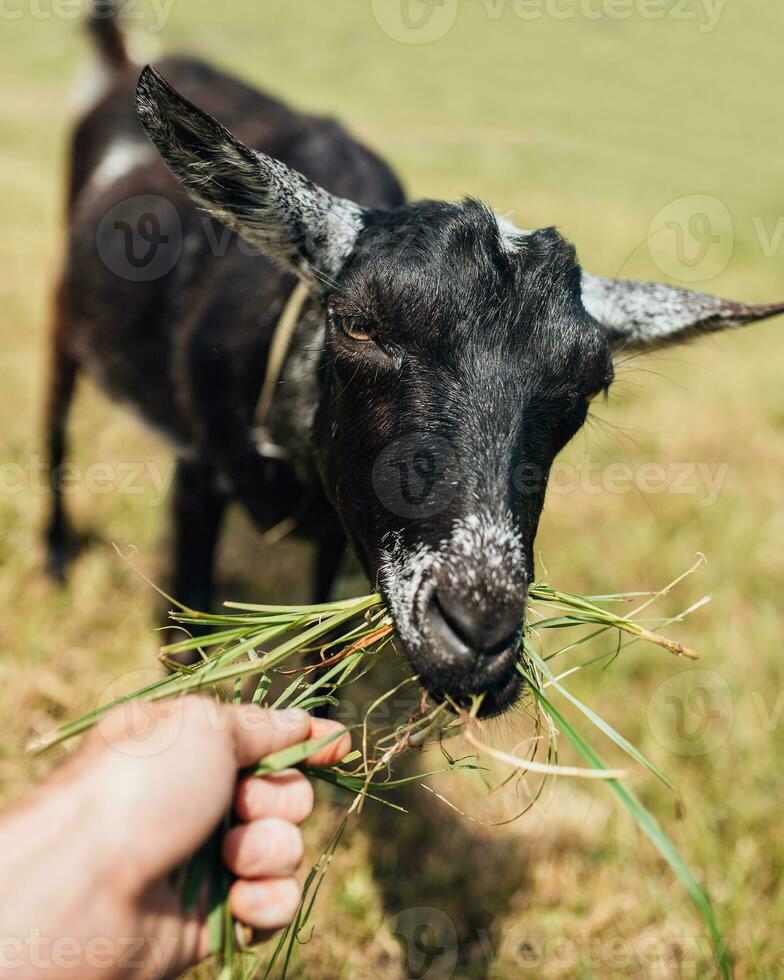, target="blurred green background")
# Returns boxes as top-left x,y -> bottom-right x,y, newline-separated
1,1 -> 783,976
